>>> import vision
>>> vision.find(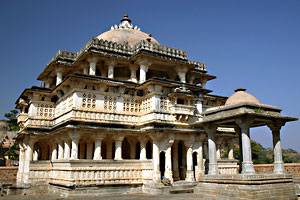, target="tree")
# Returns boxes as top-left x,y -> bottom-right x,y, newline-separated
4,110 -> 19,131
